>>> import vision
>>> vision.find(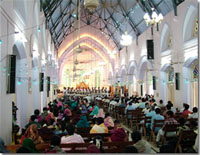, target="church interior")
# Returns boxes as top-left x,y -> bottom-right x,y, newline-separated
0,0 -> 199,153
